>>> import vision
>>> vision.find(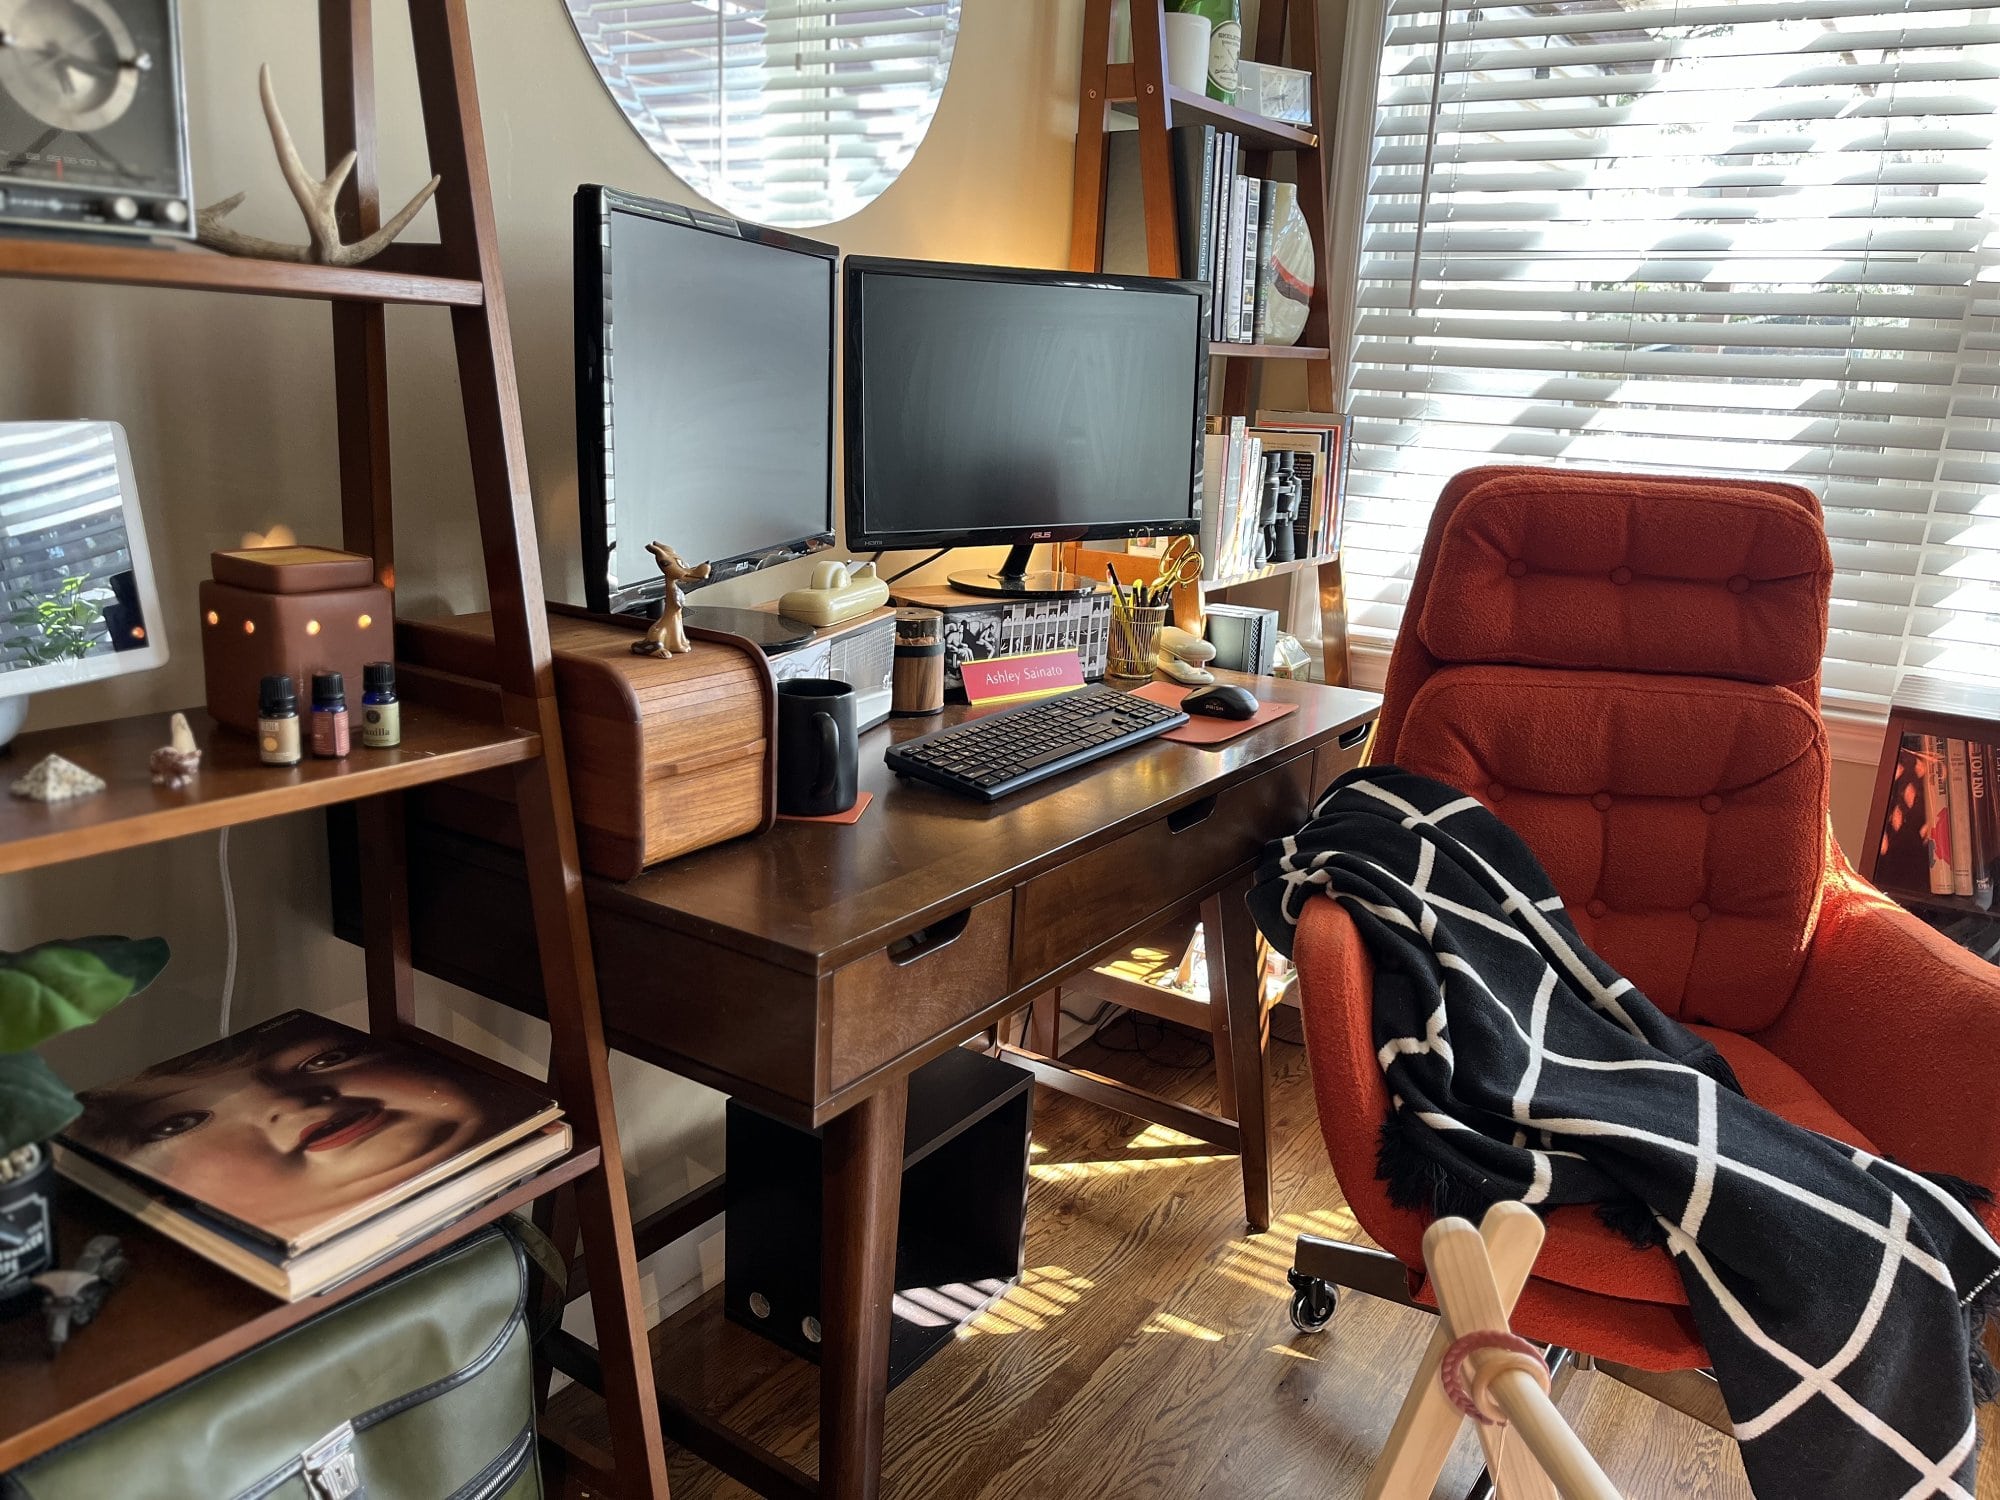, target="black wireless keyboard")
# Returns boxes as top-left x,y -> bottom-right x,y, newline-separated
886,684 -> 1189,801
